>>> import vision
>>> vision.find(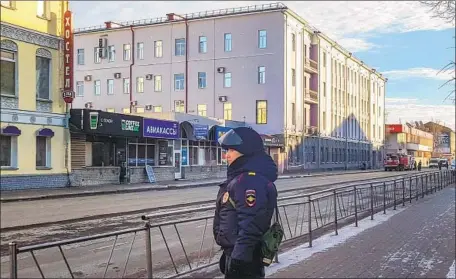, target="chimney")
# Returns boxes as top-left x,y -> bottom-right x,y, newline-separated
105,21 -> 112,29
166,13 -> 175,21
